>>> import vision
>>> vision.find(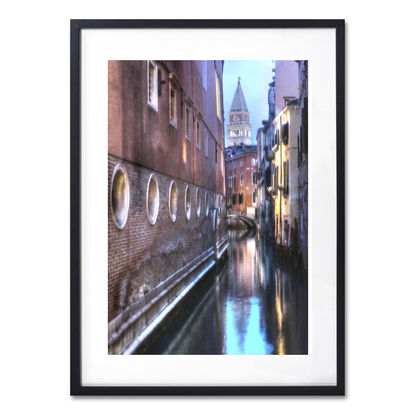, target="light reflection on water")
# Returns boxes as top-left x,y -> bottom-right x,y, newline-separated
152,229 -> 308,355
